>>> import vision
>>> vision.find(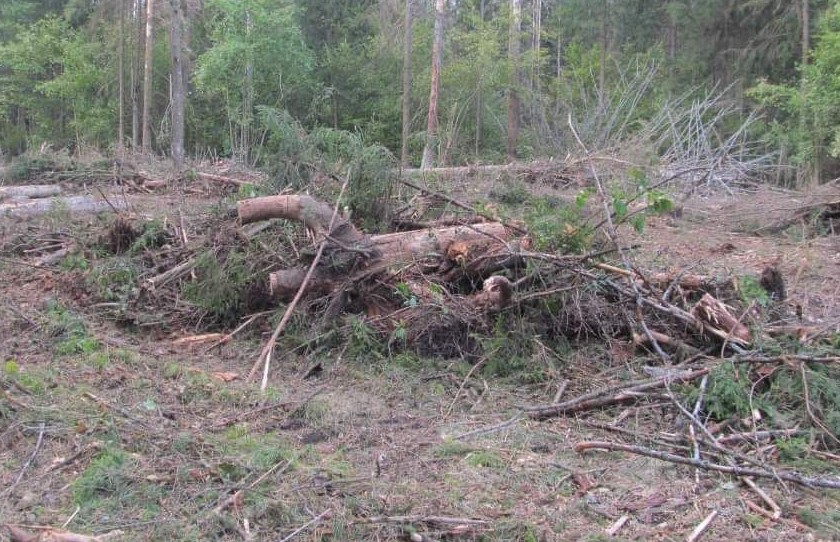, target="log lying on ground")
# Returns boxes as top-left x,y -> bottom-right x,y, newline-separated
0,195 -> 126,218
238,195 -> 522,300
0,184 -> 62,200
